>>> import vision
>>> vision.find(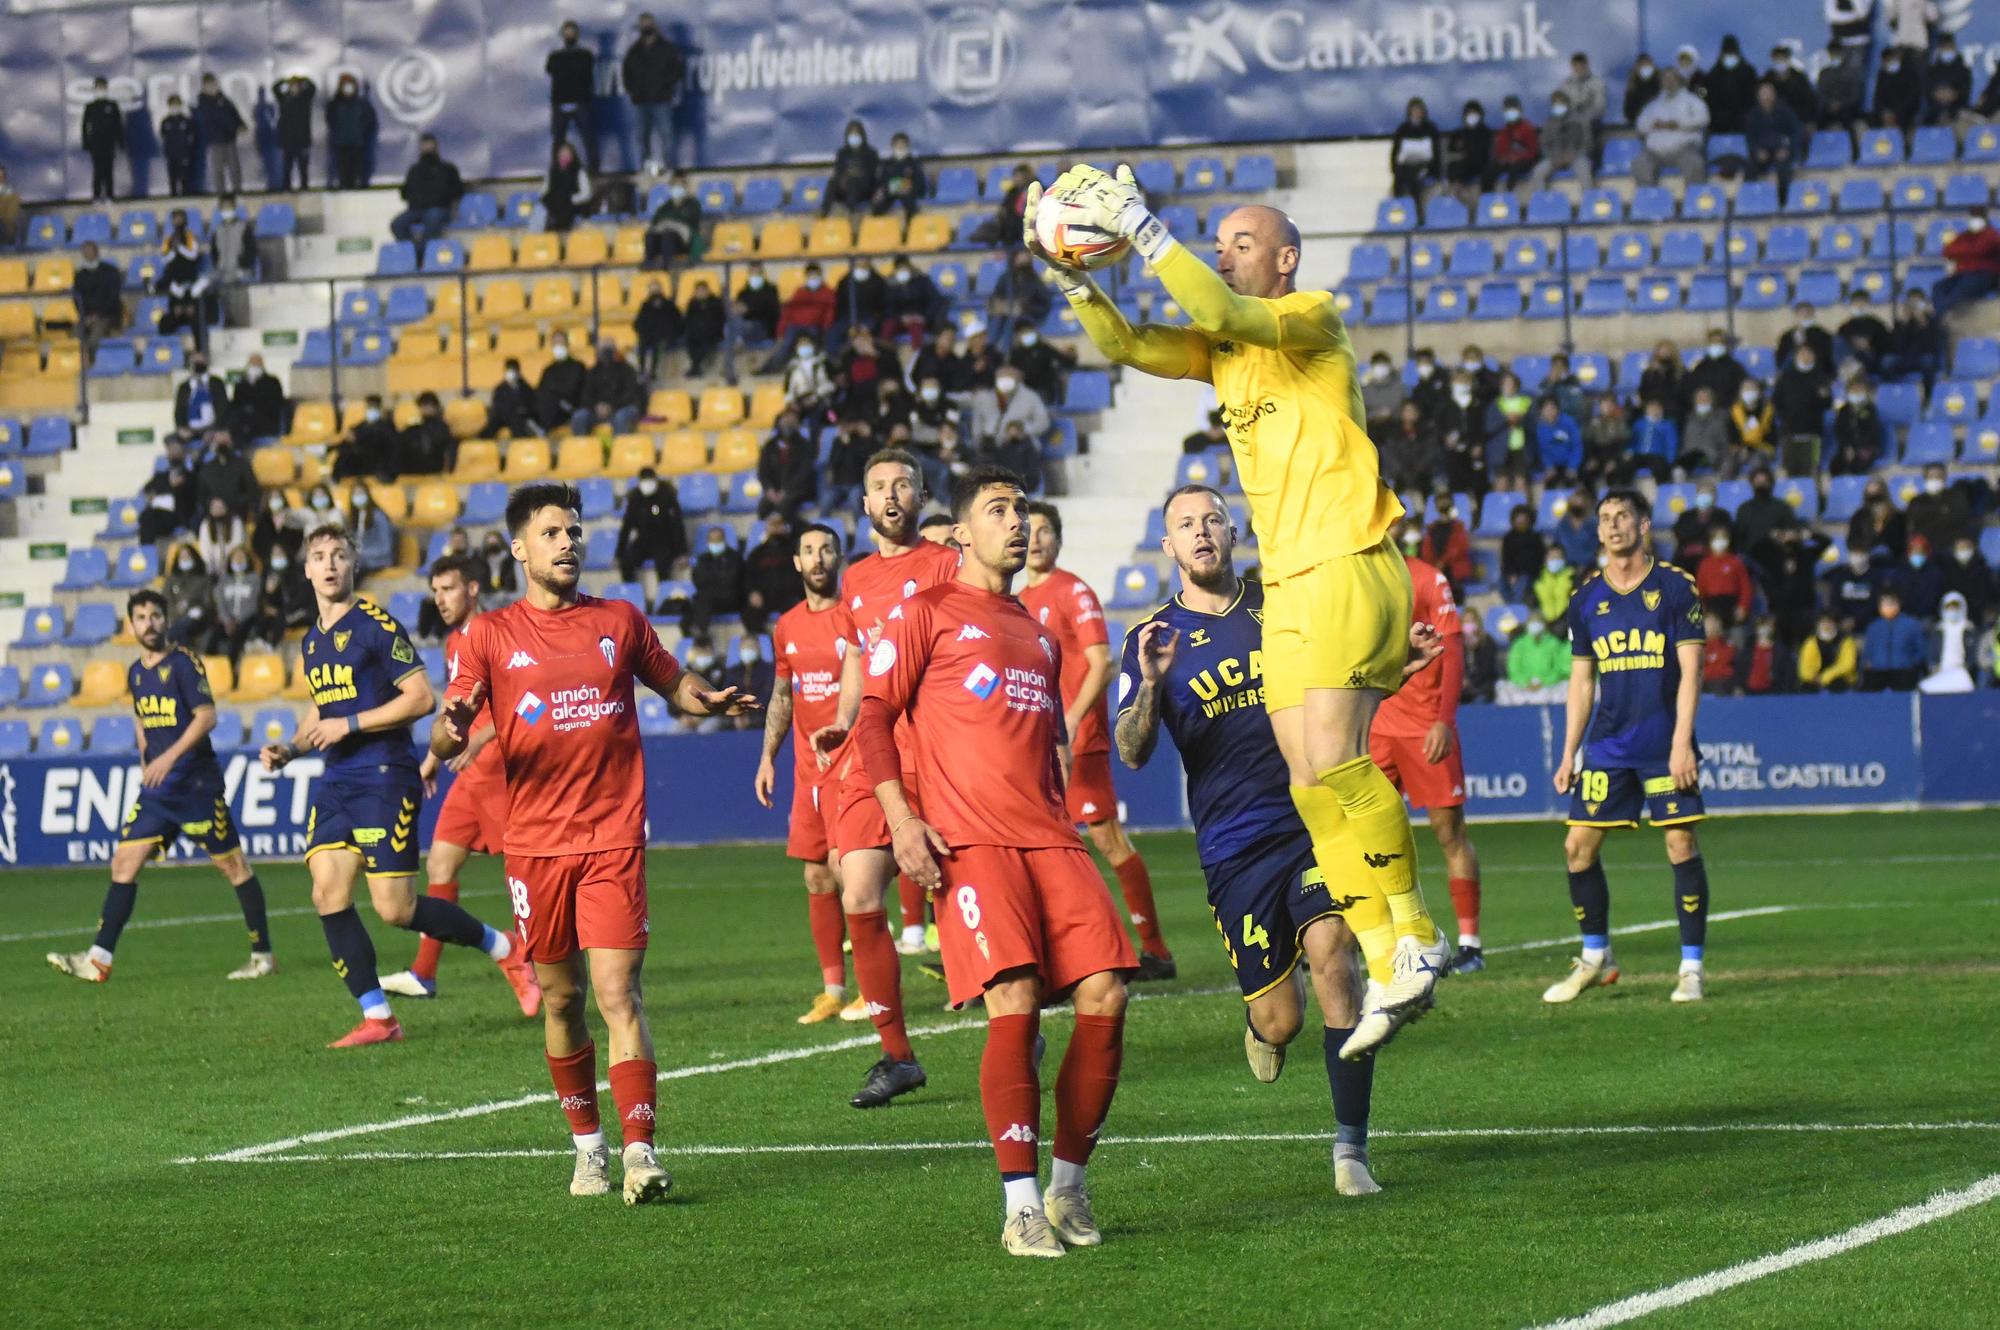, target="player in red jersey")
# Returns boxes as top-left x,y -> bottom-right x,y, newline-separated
433,482 -> 755,1204
1020,501 -> 1177,980
1368,544 -> 1485,972
382,555 -> 538,1013
858,465 -> 1136,1258
809,449 -> 961,1109
753,522 -> 864,1025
